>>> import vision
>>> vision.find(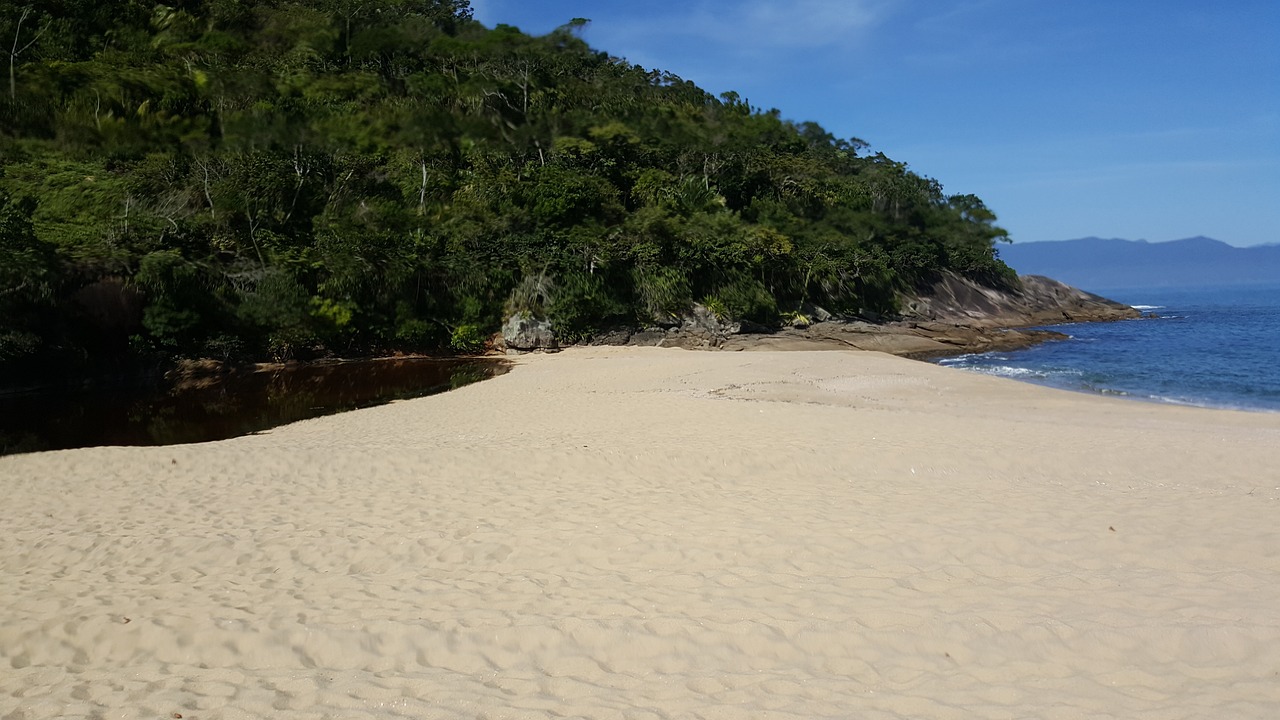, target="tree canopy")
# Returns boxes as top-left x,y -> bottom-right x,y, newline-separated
0,0 -> 1015,379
